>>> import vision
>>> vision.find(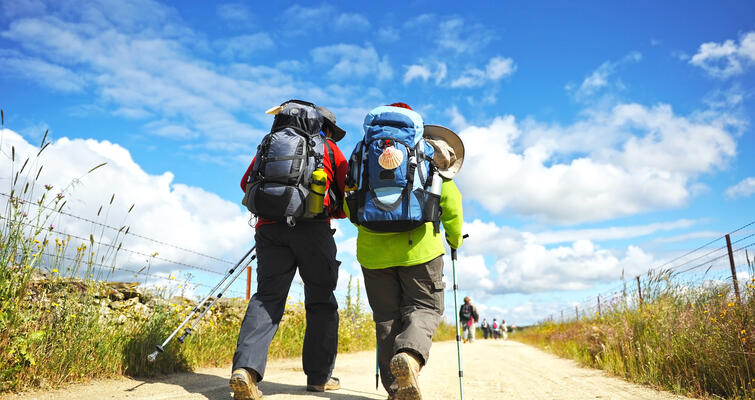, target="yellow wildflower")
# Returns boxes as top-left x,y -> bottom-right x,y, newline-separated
52,269 -> 58,273
728,302 -> 735,307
